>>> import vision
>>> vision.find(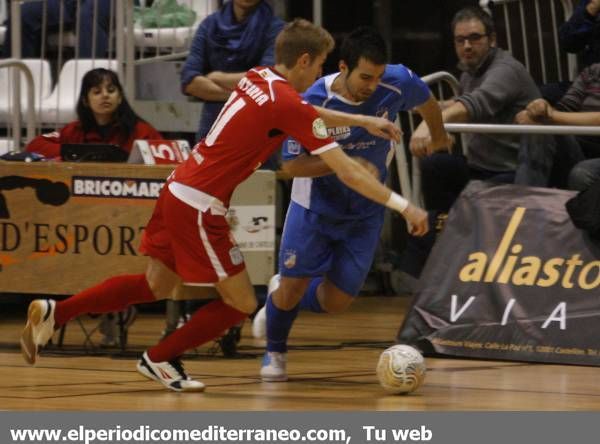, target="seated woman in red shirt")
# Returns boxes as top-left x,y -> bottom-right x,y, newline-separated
26,68 -> 162,159
26,68 -> 162,347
